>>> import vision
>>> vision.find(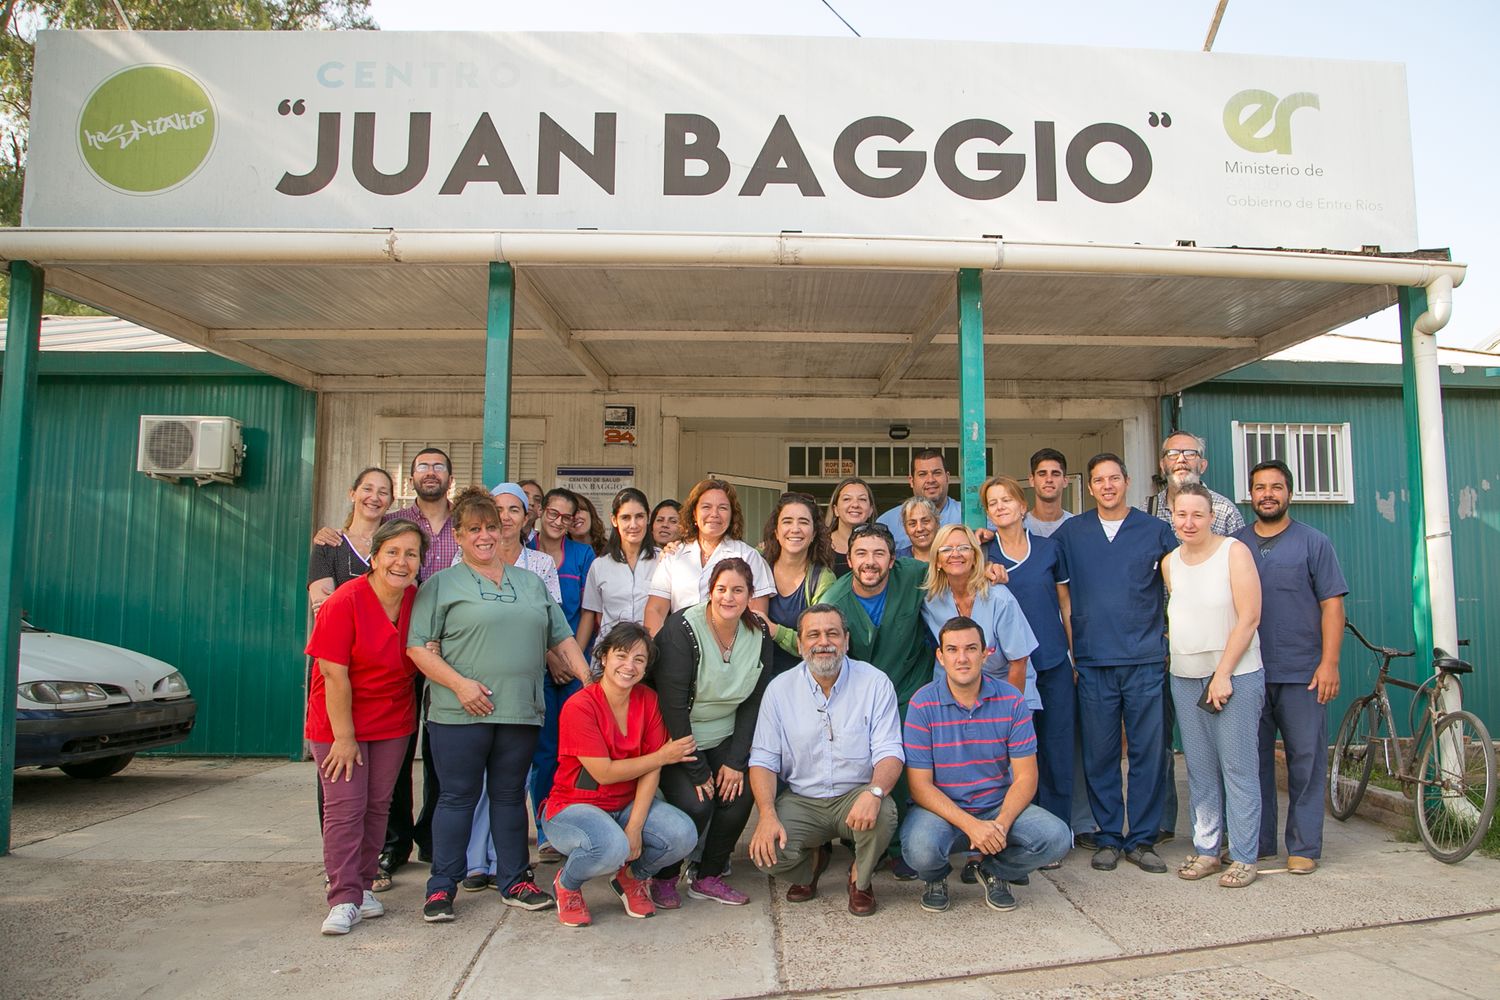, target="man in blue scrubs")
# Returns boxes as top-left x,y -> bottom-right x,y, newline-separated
1055,454 -> 1178,874
1234,460 -> 1347,874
